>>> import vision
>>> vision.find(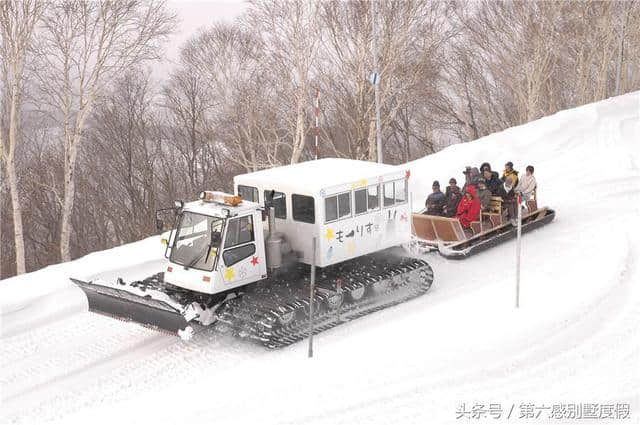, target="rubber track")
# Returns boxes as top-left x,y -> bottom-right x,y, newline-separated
216,256 -> 434,349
